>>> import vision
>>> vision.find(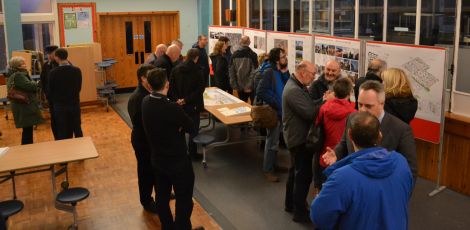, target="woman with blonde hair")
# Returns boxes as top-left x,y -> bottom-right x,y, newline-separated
381,68 -> 418,124
7,56 -> 43,144
209,40 -> 232,93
